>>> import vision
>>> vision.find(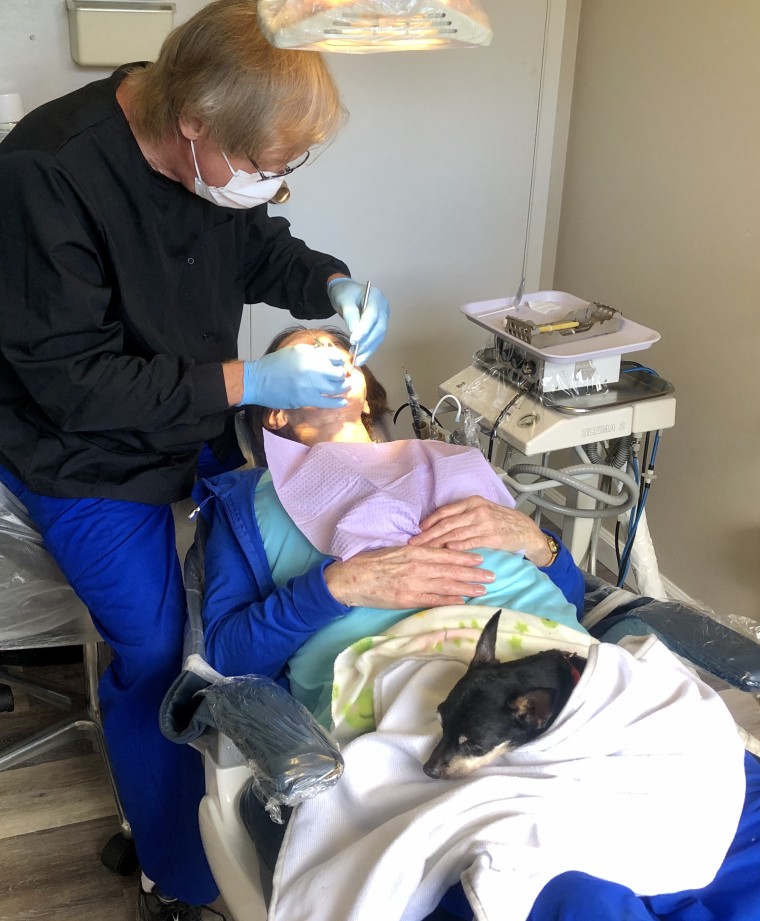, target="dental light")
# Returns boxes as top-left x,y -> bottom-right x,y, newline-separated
257,0 -> 493,53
